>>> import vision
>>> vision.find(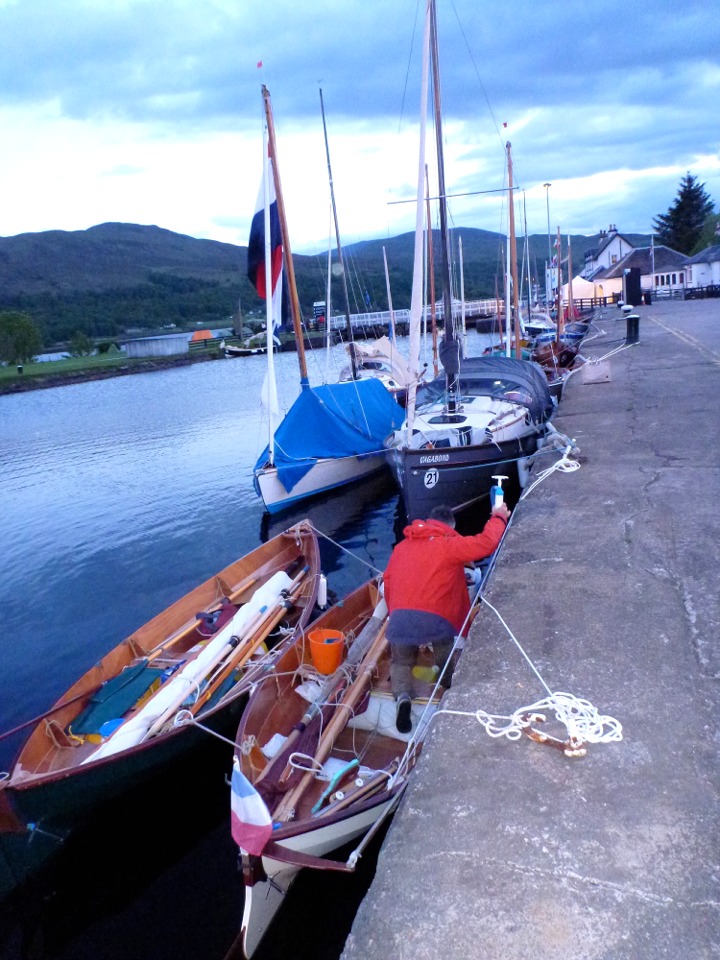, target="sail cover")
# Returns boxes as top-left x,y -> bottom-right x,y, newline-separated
418,355 -> 554,425
254,379 -> 405,493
